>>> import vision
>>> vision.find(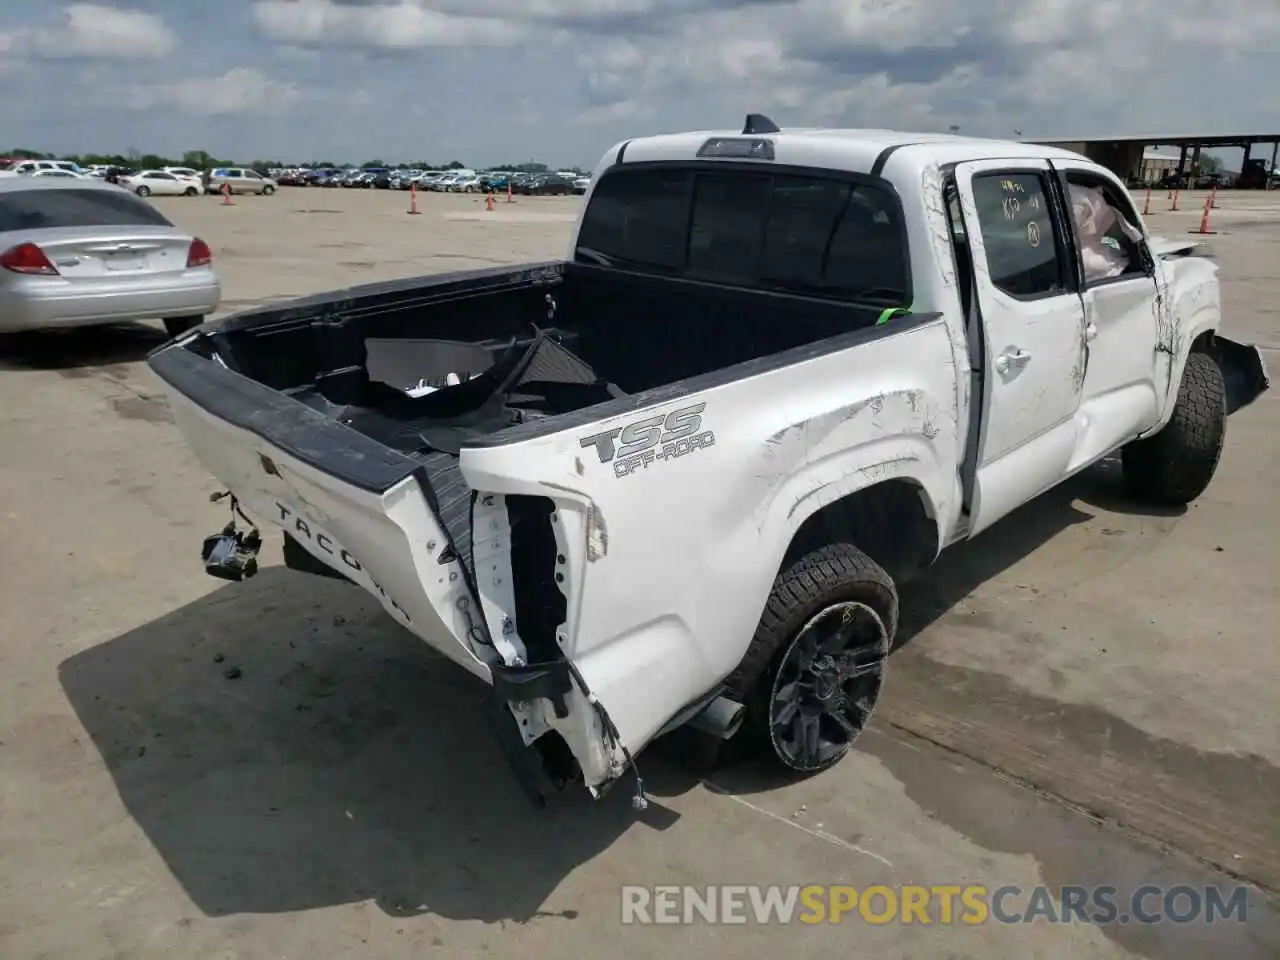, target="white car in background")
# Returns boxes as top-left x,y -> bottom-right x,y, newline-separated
163,167 -> 205,188
7,159 -> 85,176
119,170 -> 204,197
